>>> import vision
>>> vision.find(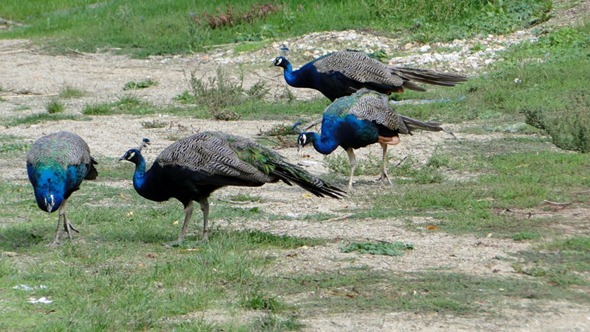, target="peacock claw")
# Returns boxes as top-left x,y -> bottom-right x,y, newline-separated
64,220 -> 79,234
378,174 -> 392,186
